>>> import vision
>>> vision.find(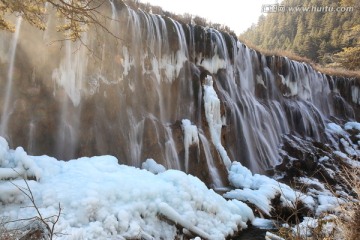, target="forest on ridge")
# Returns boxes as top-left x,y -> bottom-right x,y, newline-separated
240,0 -> 360,70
